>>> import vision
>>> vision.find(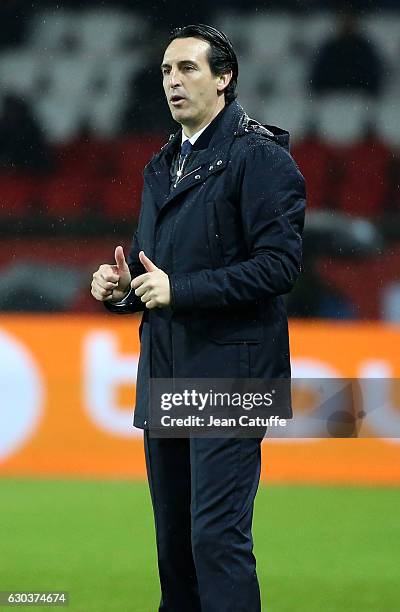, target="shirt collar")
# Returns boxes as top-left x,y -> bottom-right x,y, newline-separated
181,121 -> 212,146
